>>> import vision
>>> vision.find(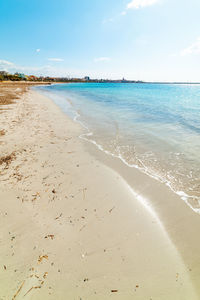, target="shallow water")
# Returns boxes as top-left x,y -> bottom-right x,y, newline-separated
36,83 -> 200,212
